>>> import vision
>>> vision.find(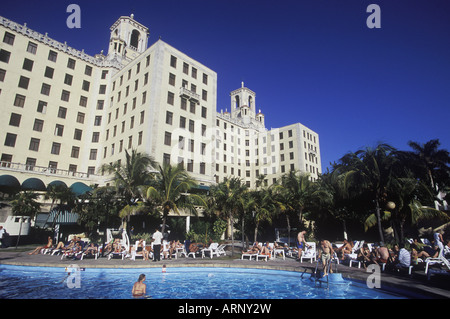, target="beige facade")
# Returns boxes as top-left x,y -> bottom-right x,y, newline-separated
0,14 -> 320,192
